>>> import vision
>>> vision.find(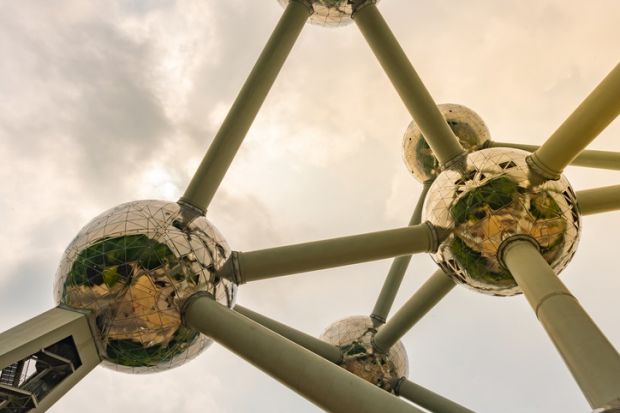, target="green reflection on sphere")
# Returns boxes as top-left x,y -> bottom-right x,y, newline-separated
423,148 -> 580,296
55,200 -> 235,373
